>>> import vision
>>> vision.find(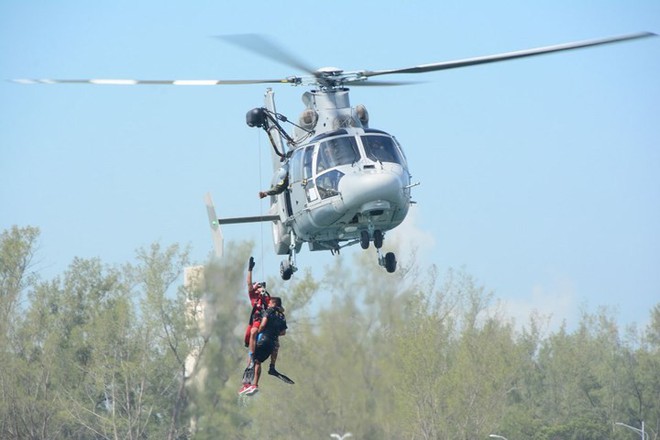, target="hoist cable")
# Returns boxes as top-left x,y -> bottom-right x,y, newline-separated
257,129 -> 266,282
